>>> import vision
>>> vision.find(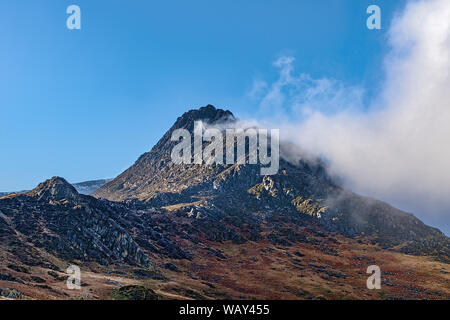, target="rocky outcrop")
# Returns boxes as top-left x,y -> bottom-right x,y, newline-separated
0,177 -> 189,267
26,177 -> 80,202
